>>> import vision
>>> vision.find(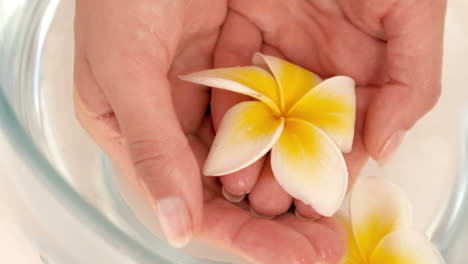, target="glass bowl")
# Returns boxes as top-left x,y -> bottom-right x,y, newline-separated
1,0 -> 467,263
